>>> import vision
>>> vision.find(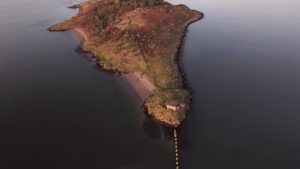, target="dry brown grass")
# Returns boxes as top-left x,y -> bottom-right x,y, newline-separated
49,0 -> 202,127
